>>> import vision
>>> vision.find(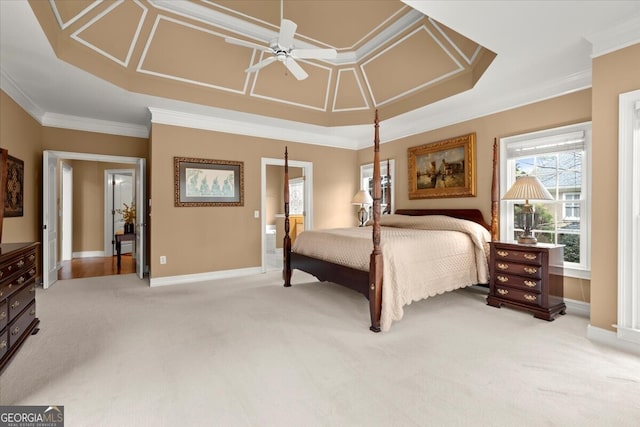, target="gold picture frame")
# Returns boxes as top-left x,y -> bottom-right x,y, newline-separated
174,157 -> 244,207
408,133 -> 476,199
